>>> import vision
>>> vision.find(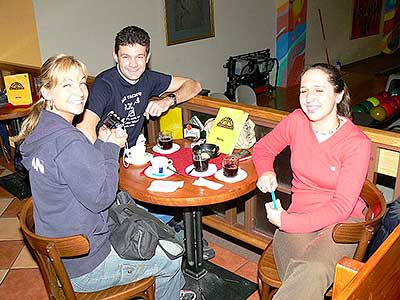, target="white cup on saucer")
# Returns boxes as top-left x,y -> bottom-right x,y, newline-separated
150,156 -> 173,175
